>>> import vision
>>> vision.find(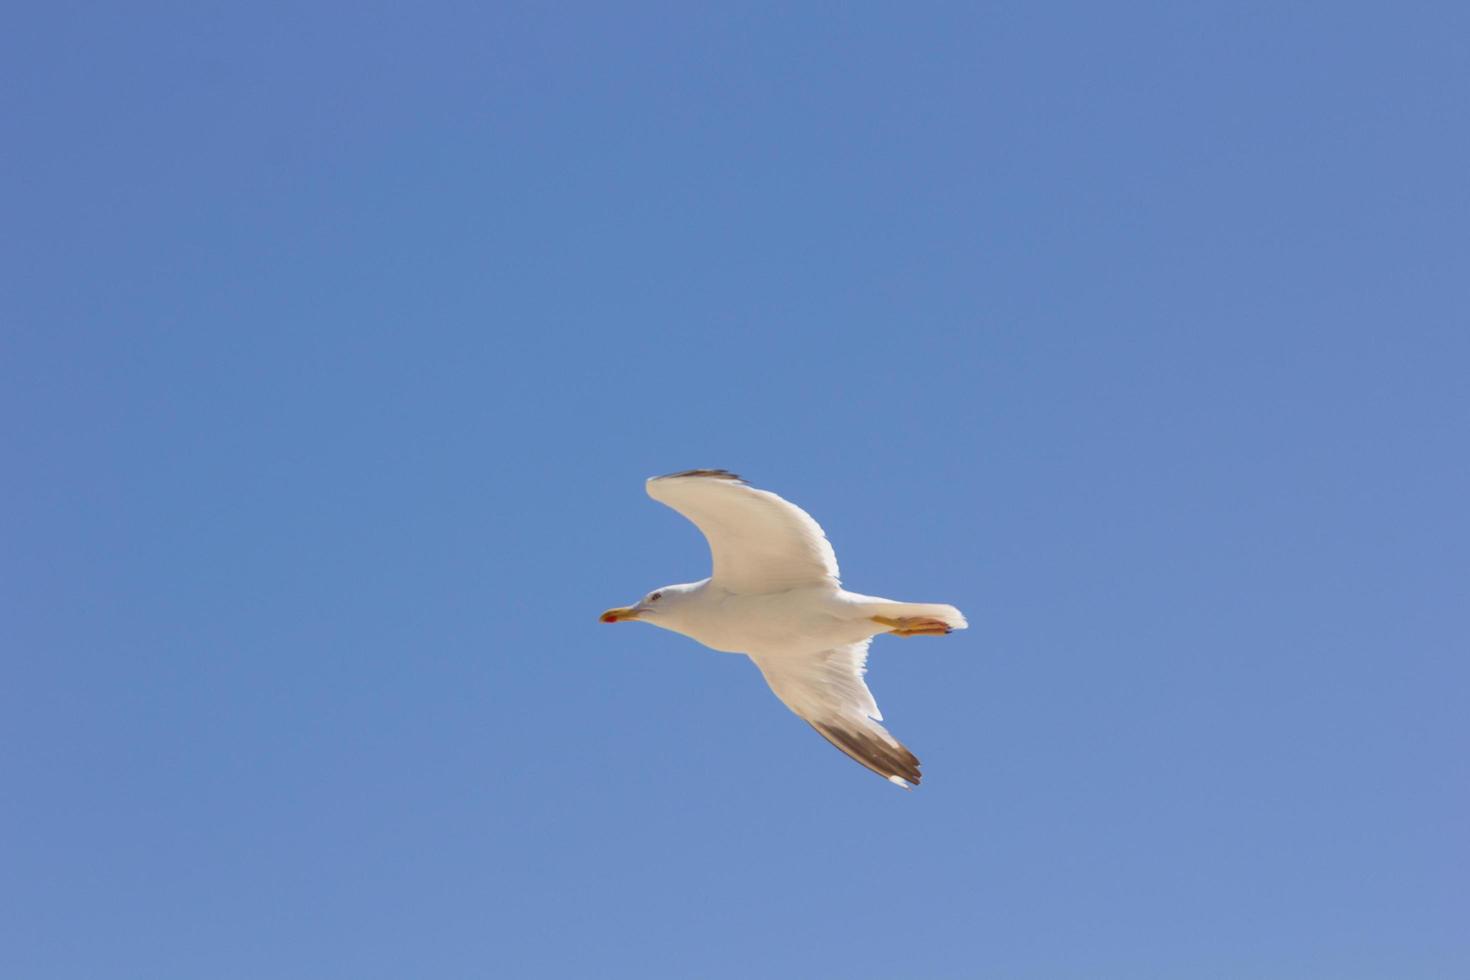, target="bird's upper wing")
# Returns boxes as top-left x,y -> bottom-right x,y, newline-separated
645,470 -> 839,592
748,641 -> 921,787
